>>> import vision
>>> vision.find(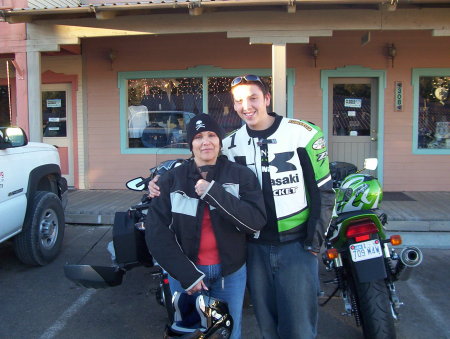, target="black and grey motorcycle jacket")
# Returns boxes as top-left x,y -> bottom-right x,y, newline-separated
222,114 -> 336,252
145,156 -> 267,290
